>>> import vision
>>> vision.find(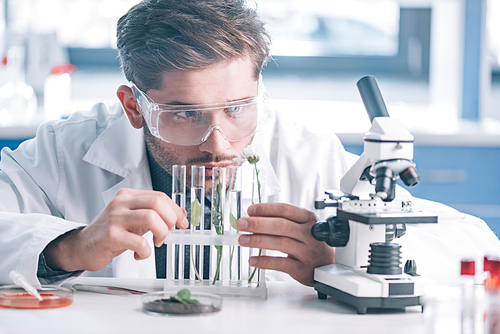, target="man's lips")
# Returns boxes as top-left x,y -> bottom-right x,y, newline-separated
201,162 -> 234,176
